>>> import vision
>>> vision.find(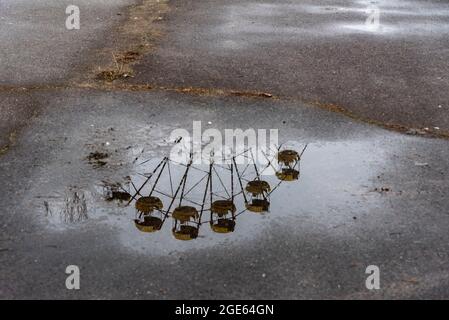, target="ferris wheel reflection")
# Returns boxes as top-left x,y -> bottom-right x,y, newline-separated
127,145 -> 307,240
